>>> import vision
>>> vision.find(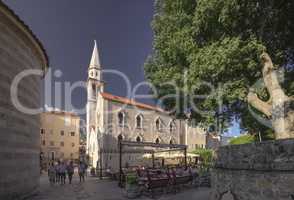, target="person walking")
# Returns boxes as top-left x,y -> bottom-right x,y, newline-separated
67,161 -> 75,184
55,161 -> 61,184
48,162 -> 56,185
60,161 -> 67,185
78,161 -> 86,183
